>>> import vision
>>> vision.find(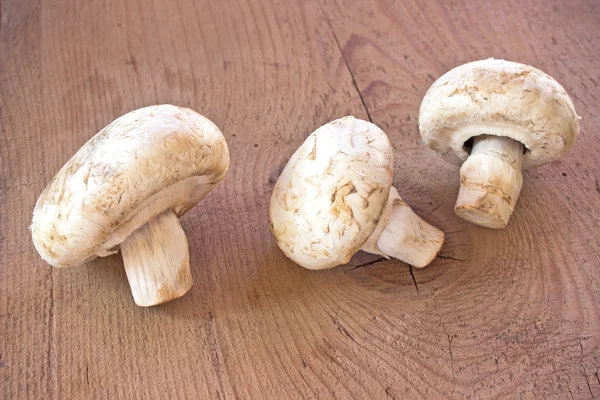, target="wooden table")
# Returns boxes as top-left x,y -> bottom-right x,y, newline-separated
2,0 -> 599,398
